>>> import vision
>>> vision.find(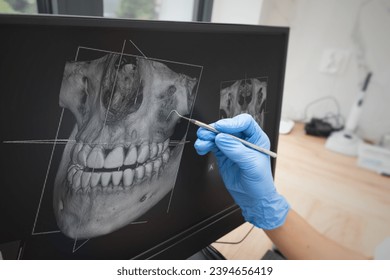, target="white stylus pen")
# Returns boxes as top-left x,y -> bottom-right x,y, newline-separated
168,110 -> 277,158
